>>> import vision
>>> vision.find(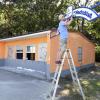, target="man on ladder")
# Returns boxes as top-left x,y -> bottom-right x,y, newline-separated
56,6 -> 73,64
56,14 -> 72,64
50,9 -> 85,100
